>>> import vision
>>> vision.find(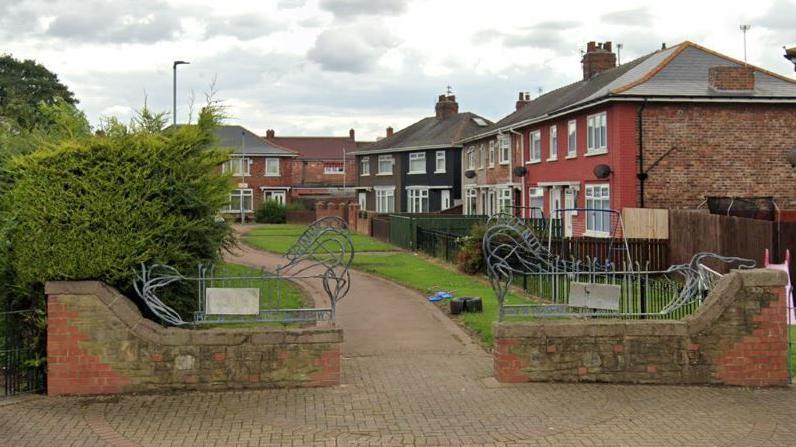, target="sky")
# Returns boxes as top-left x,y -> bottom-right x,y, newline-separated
2,0 -> 795,140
